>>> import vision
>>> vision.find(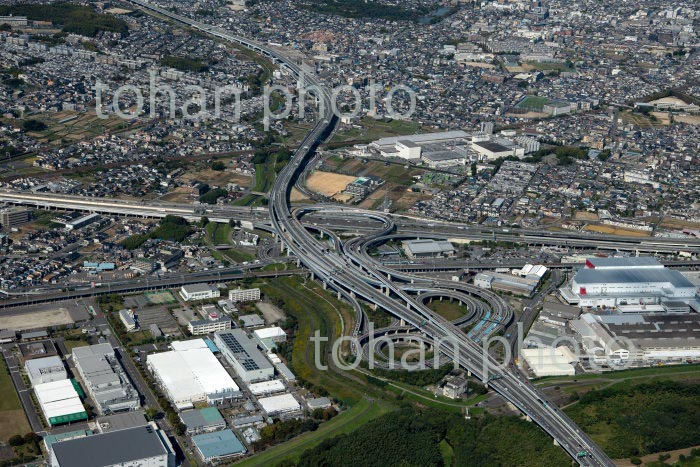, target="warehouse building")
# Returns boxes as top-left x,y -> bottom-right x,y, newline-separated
572,313 -> 700,366
521,347 -> 578,377
49,424 -> 176,467
258,393 -> 301,417
371,131 -> 471,160
180,407 -> 226,435
25,355 -> 67,386
253,327 -> 287,351
472,140 -> 516,160
62,212 -> 100,231
248,379 -> 286,397
180,283 -> 220,302
192,429 -> 246,462
402,239 -> 455,259
474,271 -> 540,297
571,313 -> 632,366
566,257 -> 698,309
147,339 -> 240,410
35,379 -> 87,426
72,344 -> 139,415
215,329 -> 274,383
228,287 -> 261,302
